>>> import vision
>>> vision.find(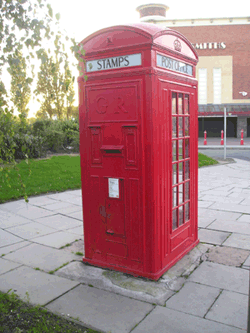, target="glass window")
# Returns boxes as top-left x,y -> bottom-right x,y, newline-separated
173,164 -> 177,185
179,140 -> 183,160
185,202 -> 190,222
173,186 -> 177,208
185,181 -> 190,201
179,205 -> 184,226
172,93 -> 177,114
185,161 -> 190,180
172,141 -> 177,161
173,209 -> 177,230
172,117 -> 177,138
178,94 -> 183,114
185,117 -> 190,136
185,139 -> 190,158
179,162 -> 184,182
179,117 -> 183,137
184,95 -> 189,114
179,184 -> 184,204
